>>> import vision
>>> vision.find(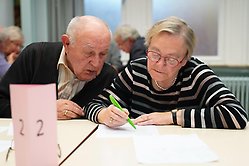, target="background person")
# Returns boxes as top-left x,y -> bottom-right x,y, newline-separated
0,26 -> 24,79
2,26 -> 24,64
0,15 -> 117,119
105,40 -> 123,72
114,24 -> 147,71
84,16 -> 247,129
0,28 -> 10,79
